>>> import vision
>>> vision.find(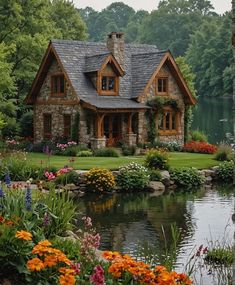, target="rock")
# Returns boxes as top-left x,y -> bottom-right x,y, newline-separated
148,181 -> 165,192
198,170 -> 206,176
205,176 -> 213,184
204,169 -> 215,177
212,166 -> 219,171
160,170 -> 170,180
